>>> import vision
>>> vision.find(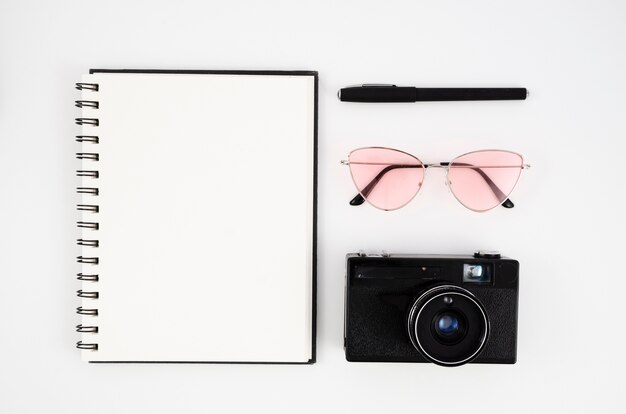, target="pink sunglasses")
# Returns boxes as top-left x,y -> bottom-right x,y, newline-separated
341,147 -> 530,212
